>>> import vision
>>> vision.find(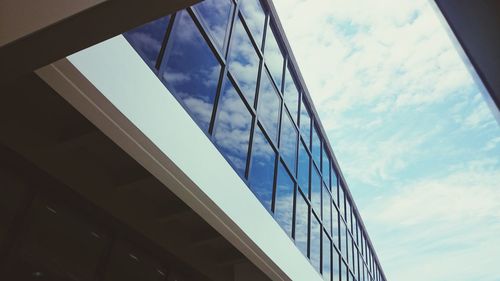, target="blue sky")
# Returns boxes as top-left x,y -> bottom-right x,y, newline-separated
273,0 -> 500,280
